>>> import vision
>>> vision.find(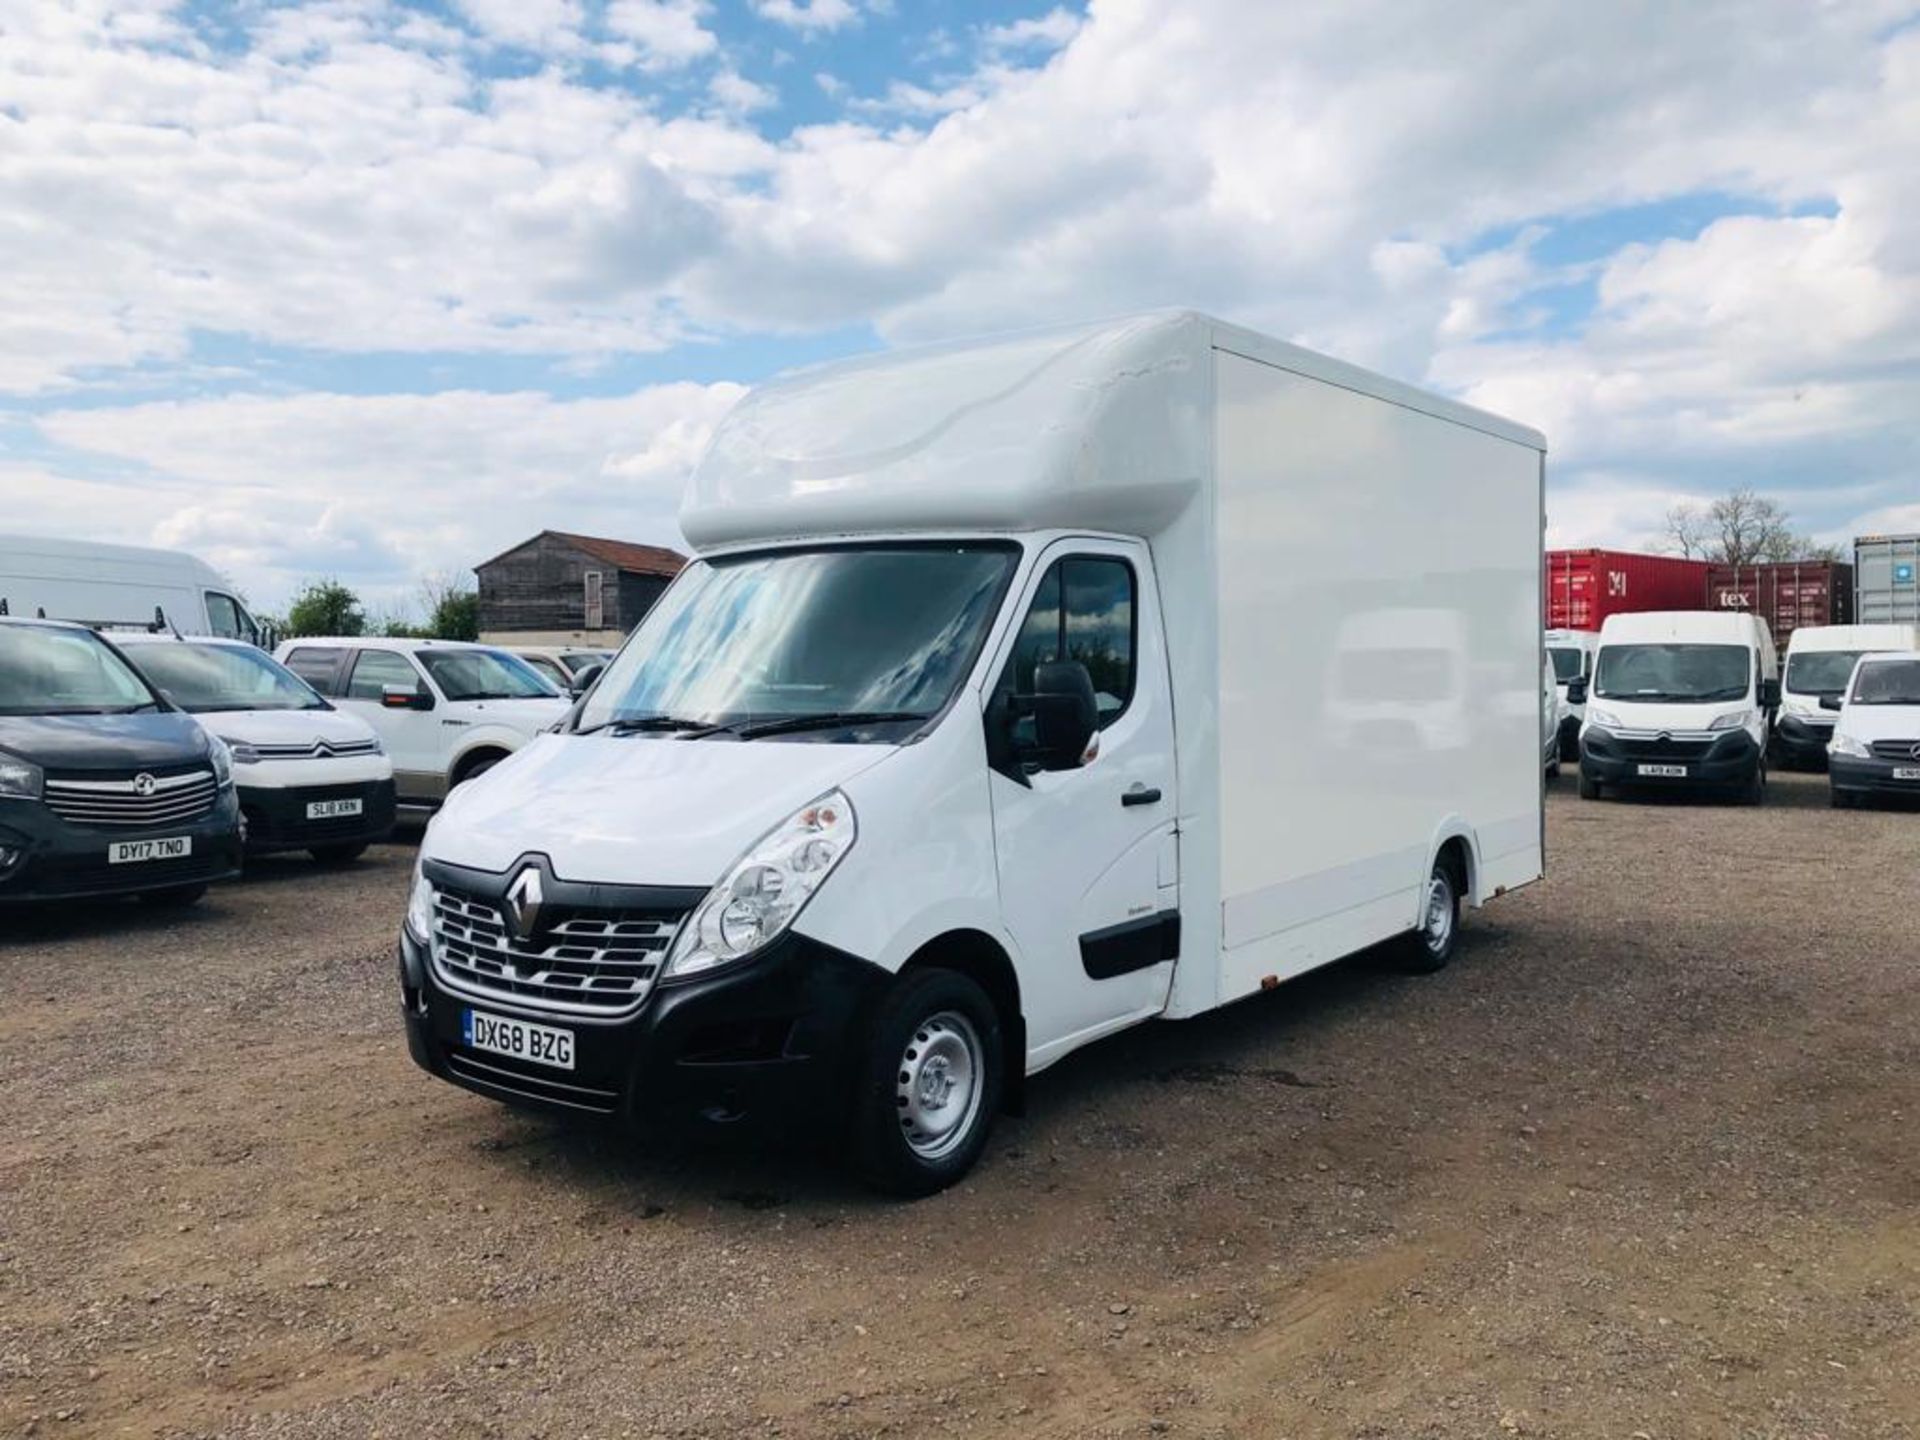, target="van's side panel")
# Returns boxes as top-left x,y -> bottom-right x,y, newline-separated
1208,348 -> 1544,1004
